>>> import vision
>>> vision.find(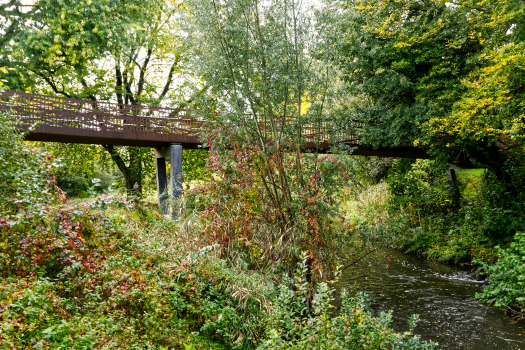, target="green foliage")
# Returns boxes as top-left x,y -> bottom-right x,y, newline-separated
2,0 -> 183,103
387,159 -> 456,216
0,215 -> 271,348
0,112 -> 126,278
37,141 -> 115,193
183,149 -> 210,183
429,0 -> 525,147
0,111 -> 60,217
56,172 -> 114,197
179,0 -> 525,274
0,66 -> 14,87
319,0 -> 525,165
0,111 -> 266,349
345,165 -> 523,263
476,232 -> 525,313
320,0 -> 482,148
0,278 -> 98,348
341,151 -> 524,263
184,0 -> 314,119
455,169 -> 484,199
